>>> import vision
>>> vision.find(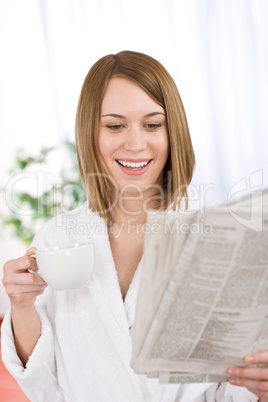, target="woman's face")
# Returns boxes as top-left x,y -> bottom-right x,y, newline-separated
98,77 -> 169,197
